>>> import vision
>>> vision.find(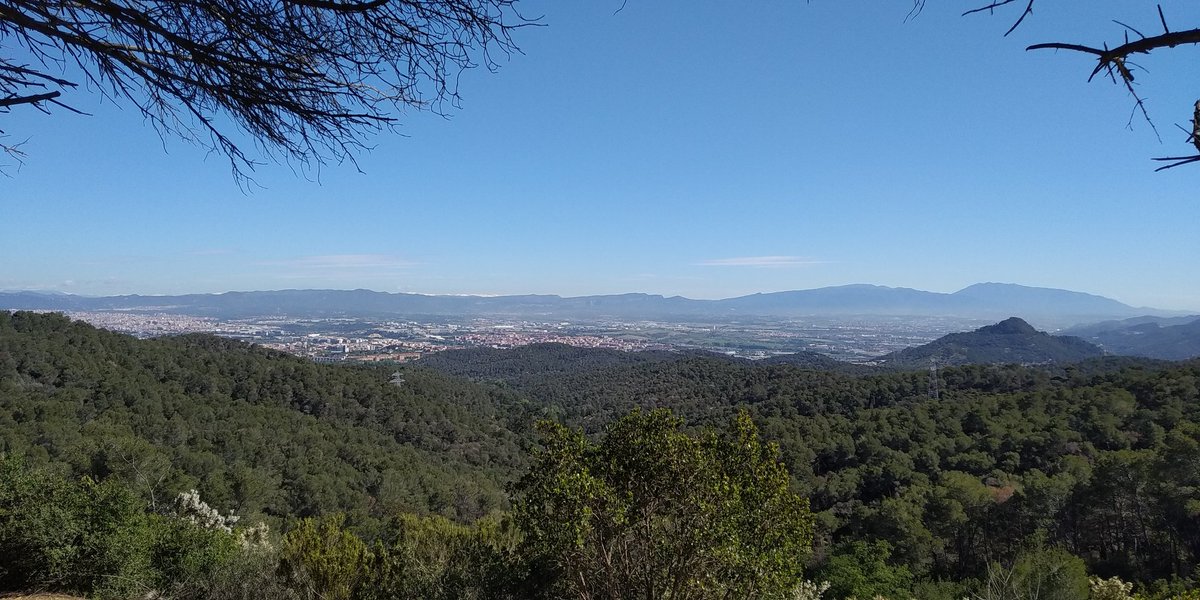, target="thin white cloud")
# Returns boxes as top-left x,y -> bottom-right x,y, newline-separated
258,254 -> 418,270
187,248 -> 236,256
698,256 -> 825,268
0,278 -> 131,293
